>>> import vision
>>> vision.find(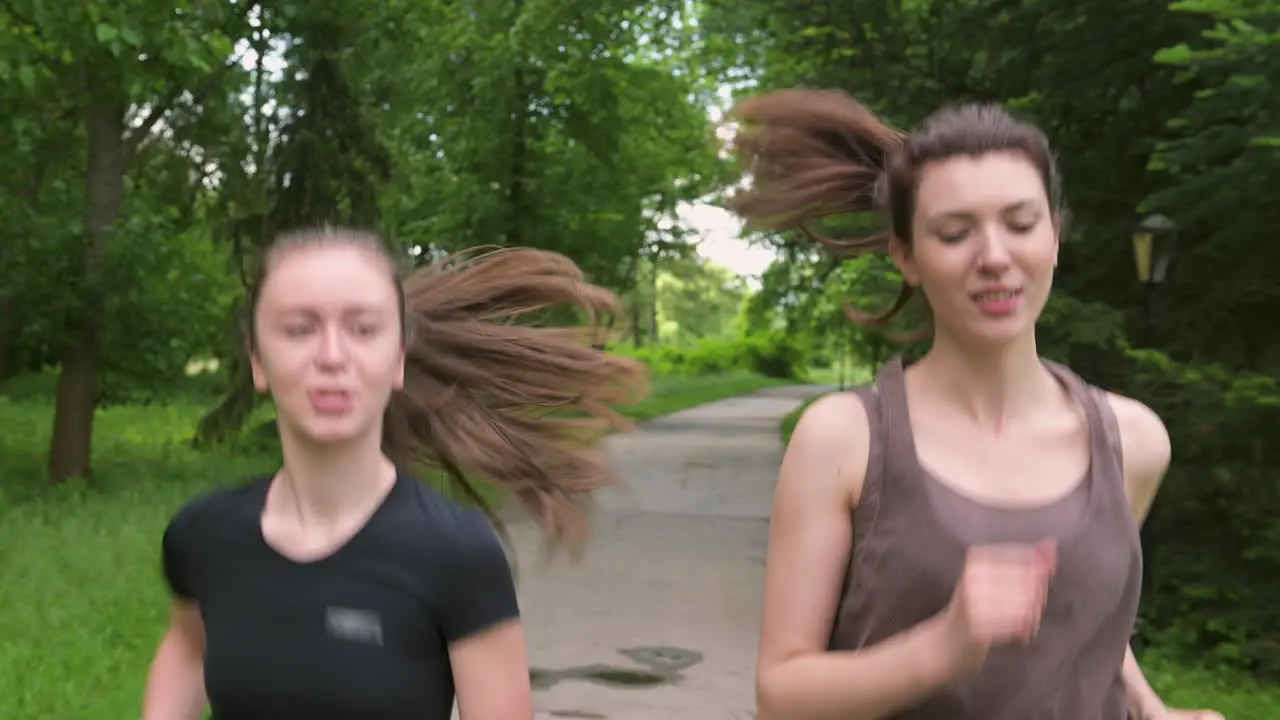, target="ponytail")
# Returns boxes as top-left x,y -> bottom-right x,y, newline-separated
728,89 -> 916,329
384,246 -> 648,552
